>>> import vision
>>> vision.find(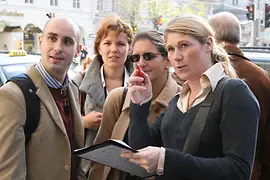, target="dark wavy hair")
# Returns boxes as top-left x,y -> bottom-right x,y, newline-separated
132,30 -> 167,59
